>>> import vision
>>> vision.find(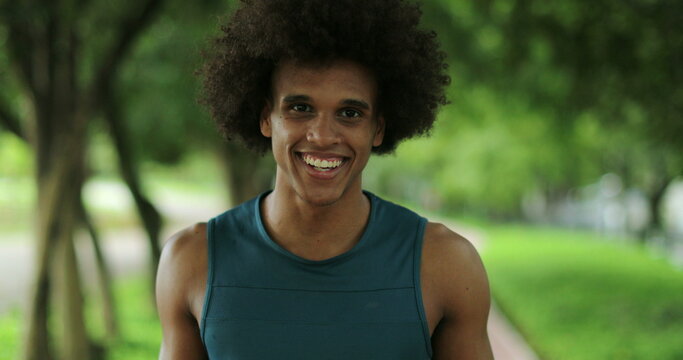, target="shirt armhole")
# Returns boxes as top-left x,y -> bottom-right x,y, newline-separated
413,216 -> 433,358
200,217 -> 216,346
